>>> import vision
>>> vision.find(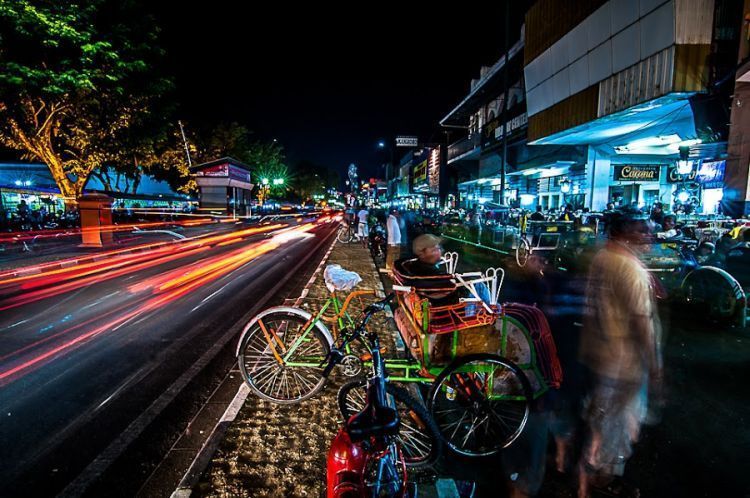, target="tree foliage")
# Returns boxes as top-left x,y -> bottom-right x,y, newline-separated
0,0 -> 171,203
